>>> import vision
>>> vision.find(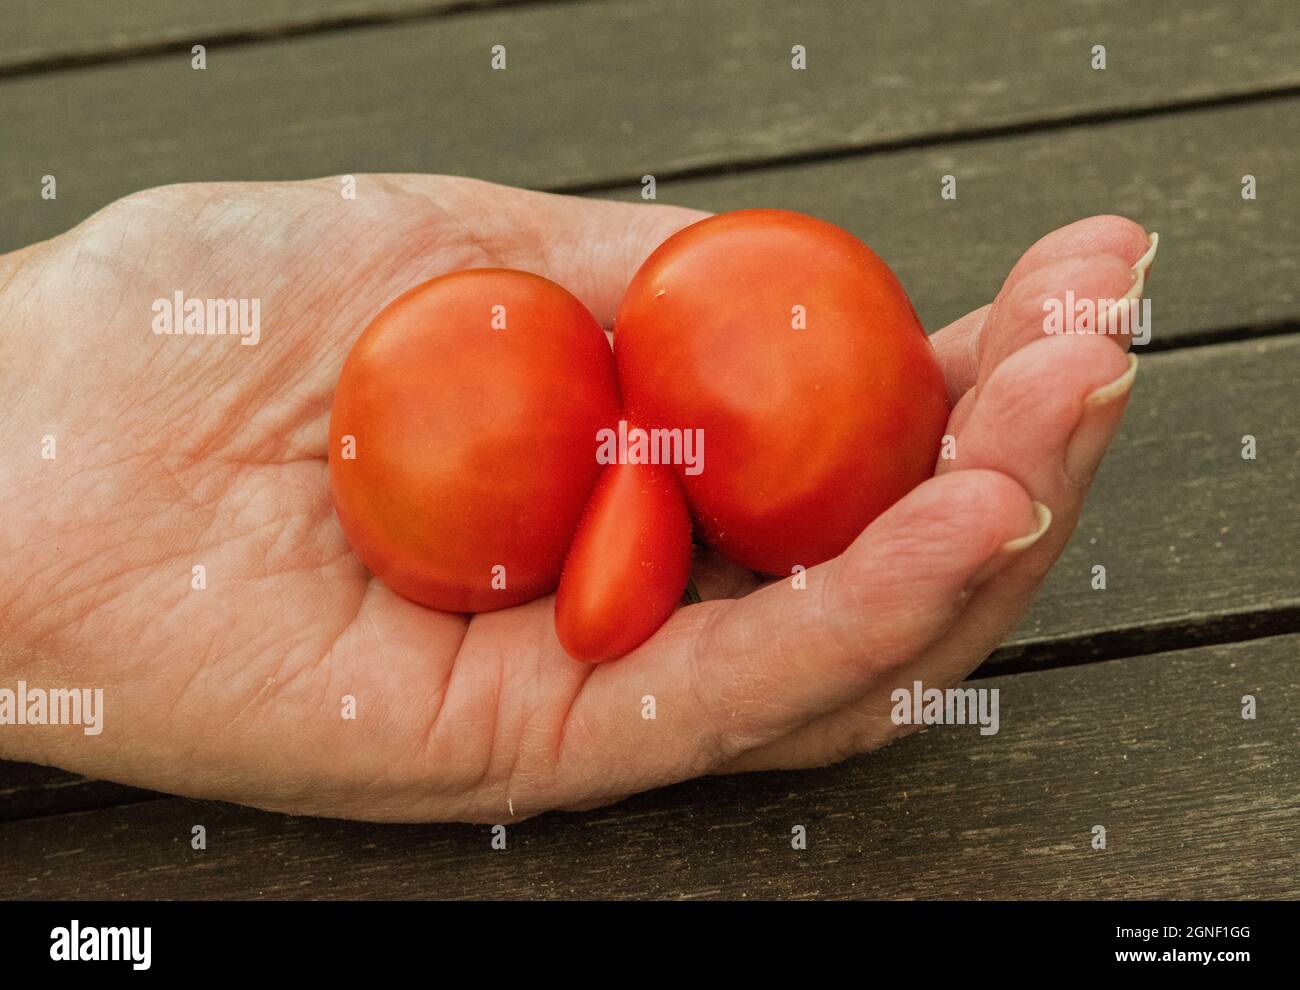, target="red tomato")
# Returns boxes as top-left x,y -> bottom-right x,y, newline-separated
329,269 -> 619,612
614,209 -> 950,575
555,461 -> 692,663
